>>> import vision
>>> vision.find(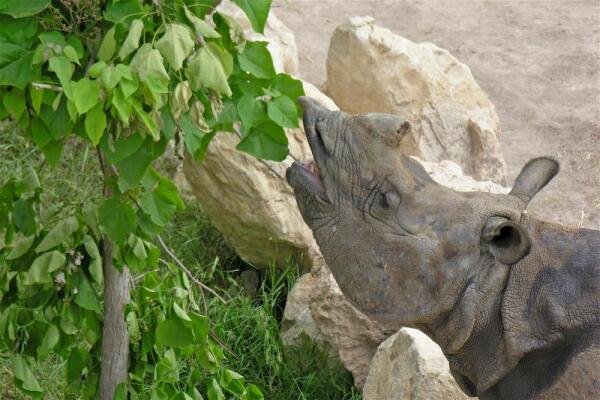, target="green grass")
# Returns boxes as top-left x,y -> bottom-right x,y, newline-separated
0,130 -> 361,399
